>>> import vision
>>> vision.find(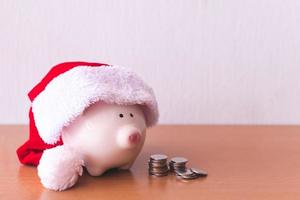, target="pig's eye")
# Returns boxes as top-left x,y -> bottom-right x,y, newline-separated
130,113 -> 134,117
119,113 -> 124,118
